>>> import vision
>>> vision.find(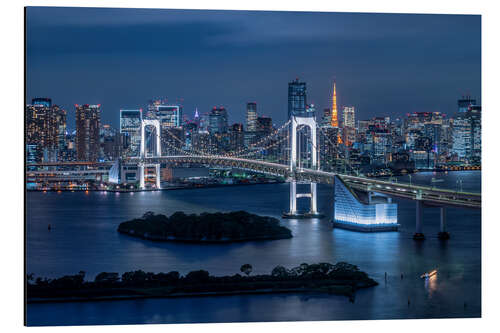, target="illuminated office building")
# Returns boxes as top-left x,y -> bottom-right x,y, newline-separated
26,98 -> 66,162
209,107 -> 229,134
288,78 -> 307,118
120,109 -> 142,157
246,102 -> 257,132
156,105 -> 182,128
76,104 -> 101,161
